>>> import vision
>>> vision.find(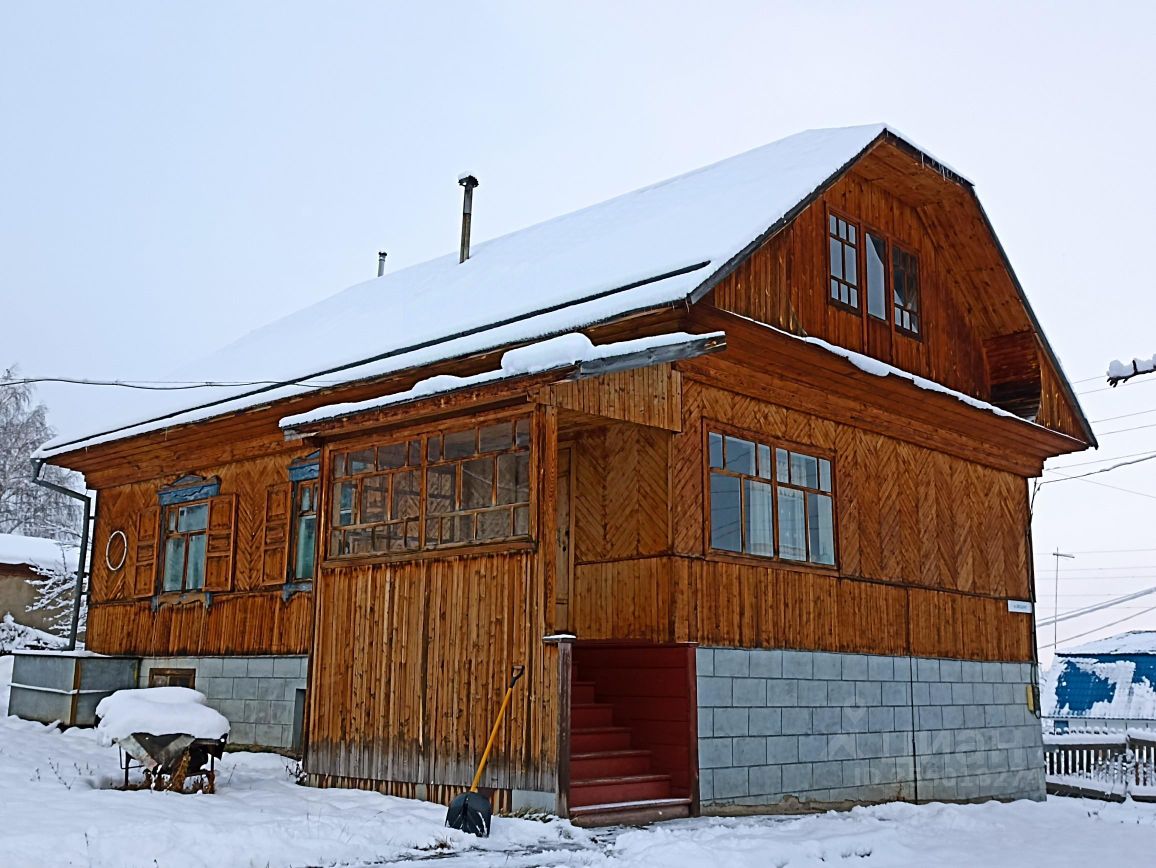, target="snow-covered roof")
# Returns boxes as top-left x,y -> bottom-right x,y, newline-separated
281,331 -> 725,431
1060,631 -> 1156,657
0,533 -> 79,574
1042,654 -> 1156,722
39,123 -> 939,459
